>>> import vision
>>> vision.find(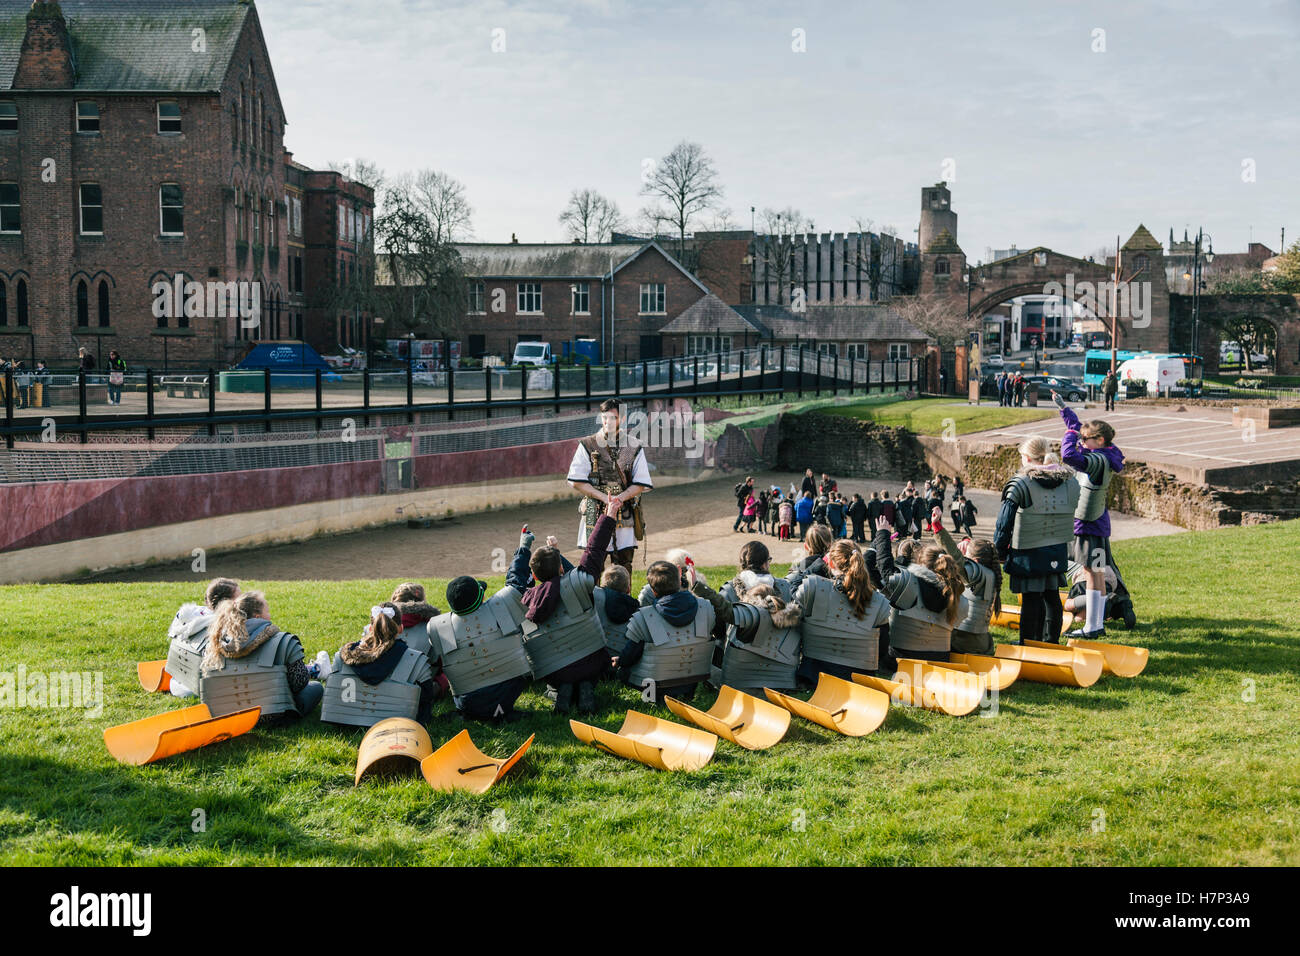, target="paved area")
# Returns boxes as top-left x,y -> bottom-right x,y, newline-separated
967,403 -> 1300,483
92,469 -> 1182,583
